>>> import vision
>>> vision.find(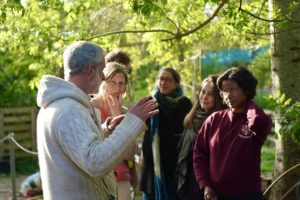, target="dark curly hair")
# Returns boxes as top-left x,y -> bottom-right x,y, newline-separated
217,67 -> 258,100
